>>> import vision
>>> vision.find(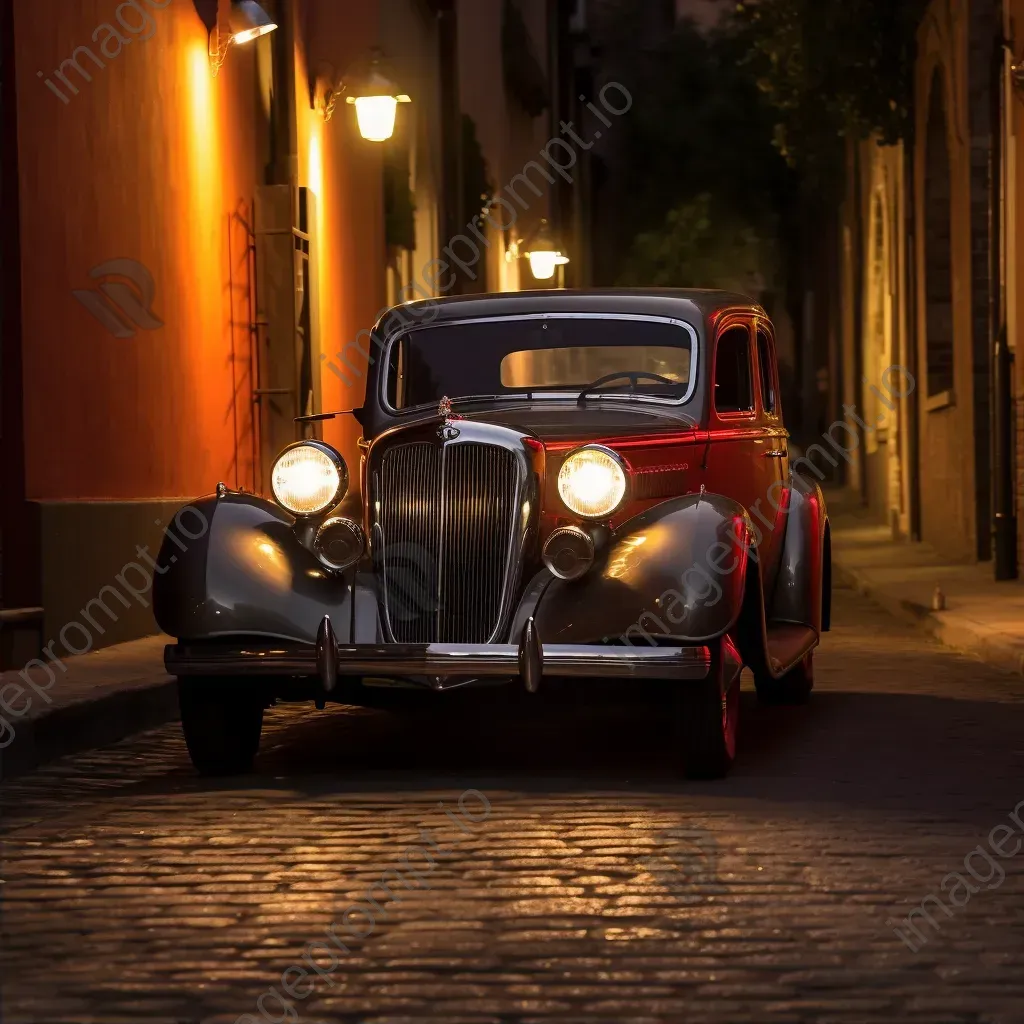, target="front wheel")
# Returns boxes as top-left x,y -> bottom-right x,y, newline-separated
178,679 -> 264,776
674,637 -> 741,779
